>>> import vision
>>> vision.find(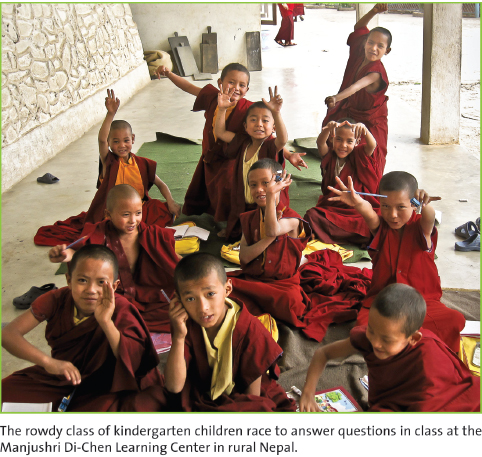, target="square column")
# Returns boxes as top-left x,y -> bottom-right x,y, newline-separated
356,4 -> 378,28
421,3 -> 462,144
